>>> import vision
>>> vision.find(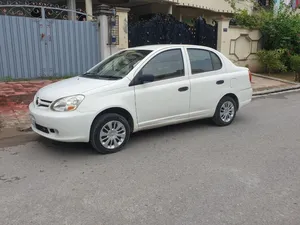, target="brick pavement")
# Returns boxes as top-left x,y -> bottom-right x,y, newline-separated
0,80 -> 58,131
251,76 -> 295,92
0,76 -> 297,136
